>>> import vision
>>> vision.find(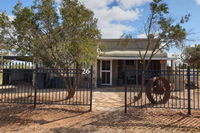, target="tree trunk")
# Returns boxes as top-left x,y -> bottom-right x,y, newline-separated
133,69 -> 144,102
55,63 -> 81,100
